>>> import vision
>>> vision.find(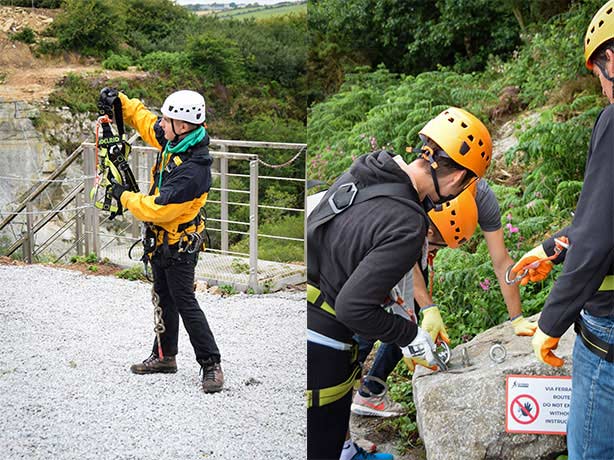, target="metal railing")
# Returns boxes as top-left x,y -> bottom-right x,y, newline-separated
0,138 -> 306,291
